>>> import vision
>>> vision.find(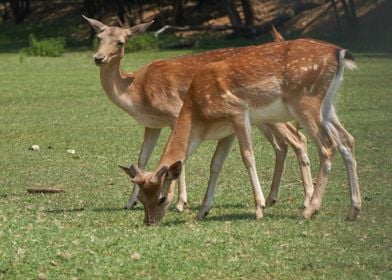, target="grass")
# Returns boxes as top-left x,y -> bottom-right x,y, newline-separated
0,47 -> 391,279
